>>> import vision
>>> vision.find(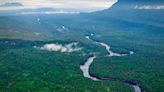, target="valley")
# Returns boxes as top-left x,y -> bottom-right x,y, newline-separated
0,0 -> 164,92
81,34 -> 142,92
